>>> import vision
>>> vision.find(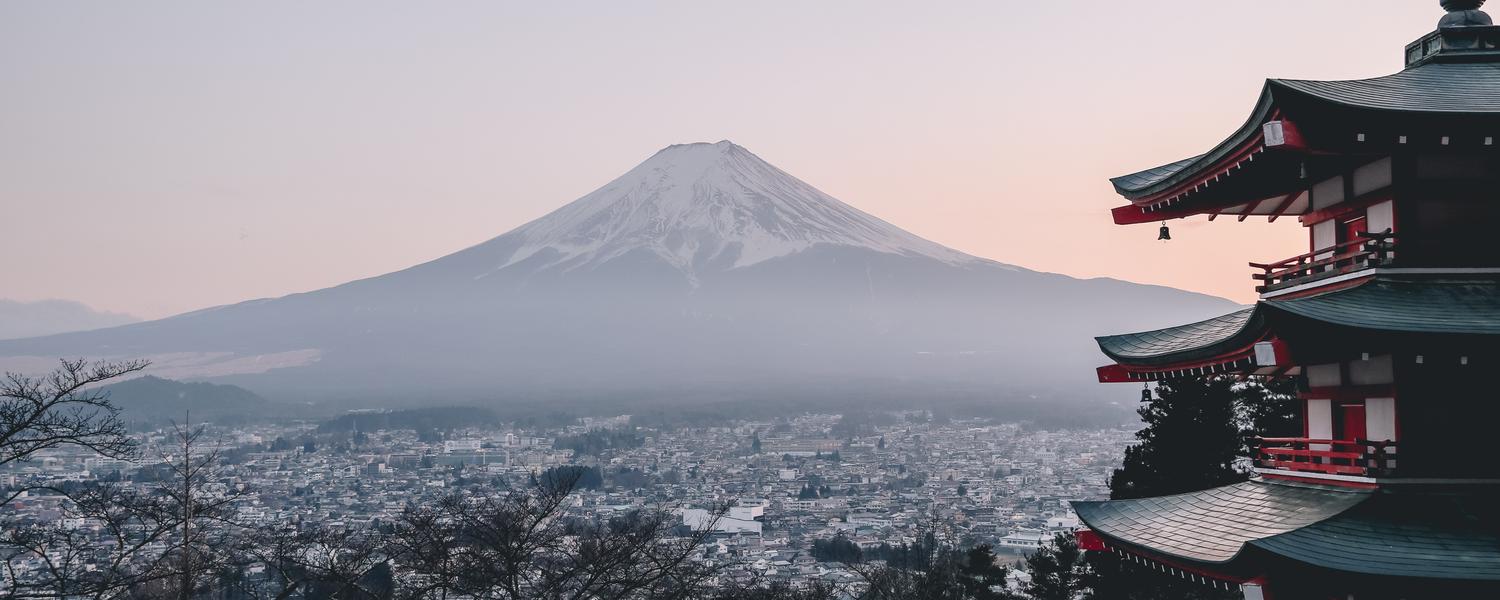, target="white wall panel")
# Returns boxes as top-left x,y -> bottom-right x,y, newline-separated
1307,399 -> 1333,450
1353,157 -> 1393,197
1306,363 -> 1342,387
1349,354 -> 1394,385
1367,199 -> 1395,234
1366,397 -> 1397,442
1312,176 -> 1345,210
1313,220 -> 1337,259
